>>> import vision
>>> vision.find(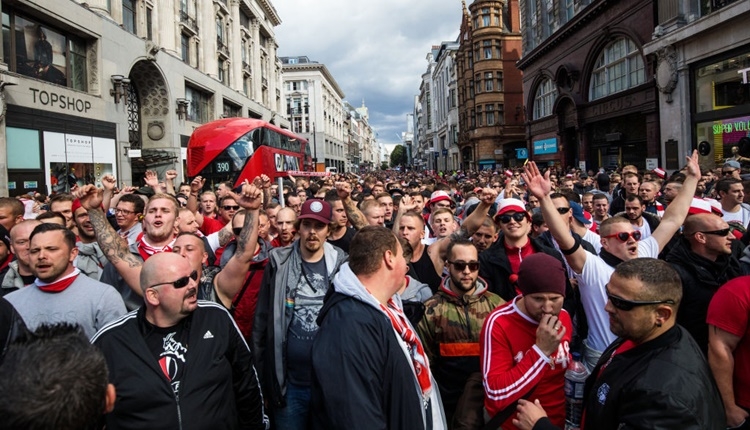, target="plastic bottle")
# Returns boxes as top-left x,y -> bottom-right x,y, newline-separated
564,352 -> 589,430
